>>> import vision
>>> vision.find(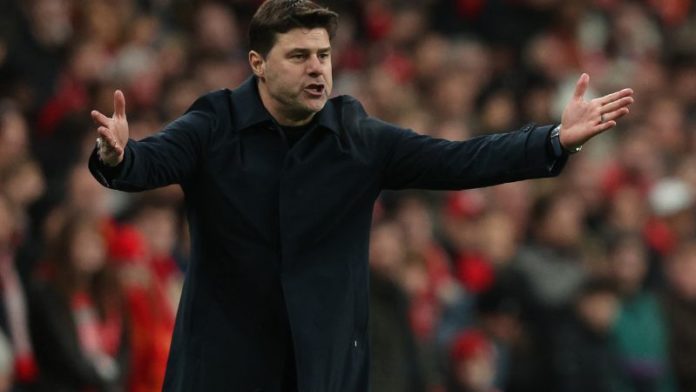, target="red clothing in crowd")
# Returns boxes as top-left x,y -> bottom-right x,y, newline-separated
108,225 -> 176,392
